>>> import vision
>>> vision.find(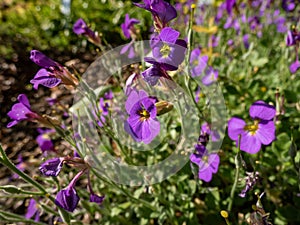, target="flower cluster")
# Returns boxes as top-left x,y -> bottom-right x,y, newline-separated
190,123 -> 220,182
286,26 -> 300,73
